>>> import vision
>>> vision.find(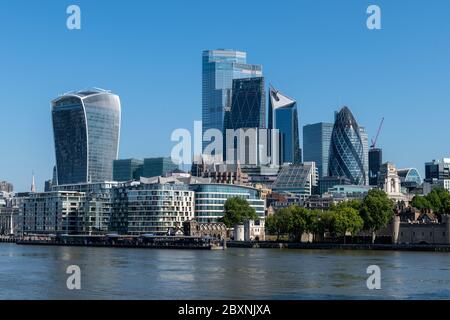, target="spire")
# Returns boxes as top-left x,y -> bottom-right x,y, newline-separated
31,172 -> 36,193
